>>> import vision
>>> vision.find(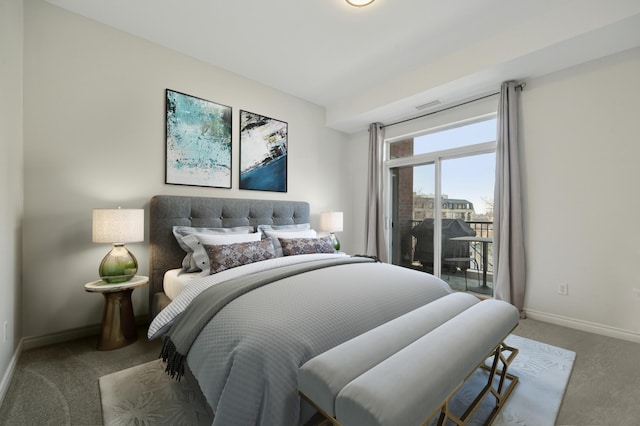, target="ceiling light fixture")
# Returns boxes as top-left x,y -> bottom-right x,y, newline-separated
346,0 -> 375,7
